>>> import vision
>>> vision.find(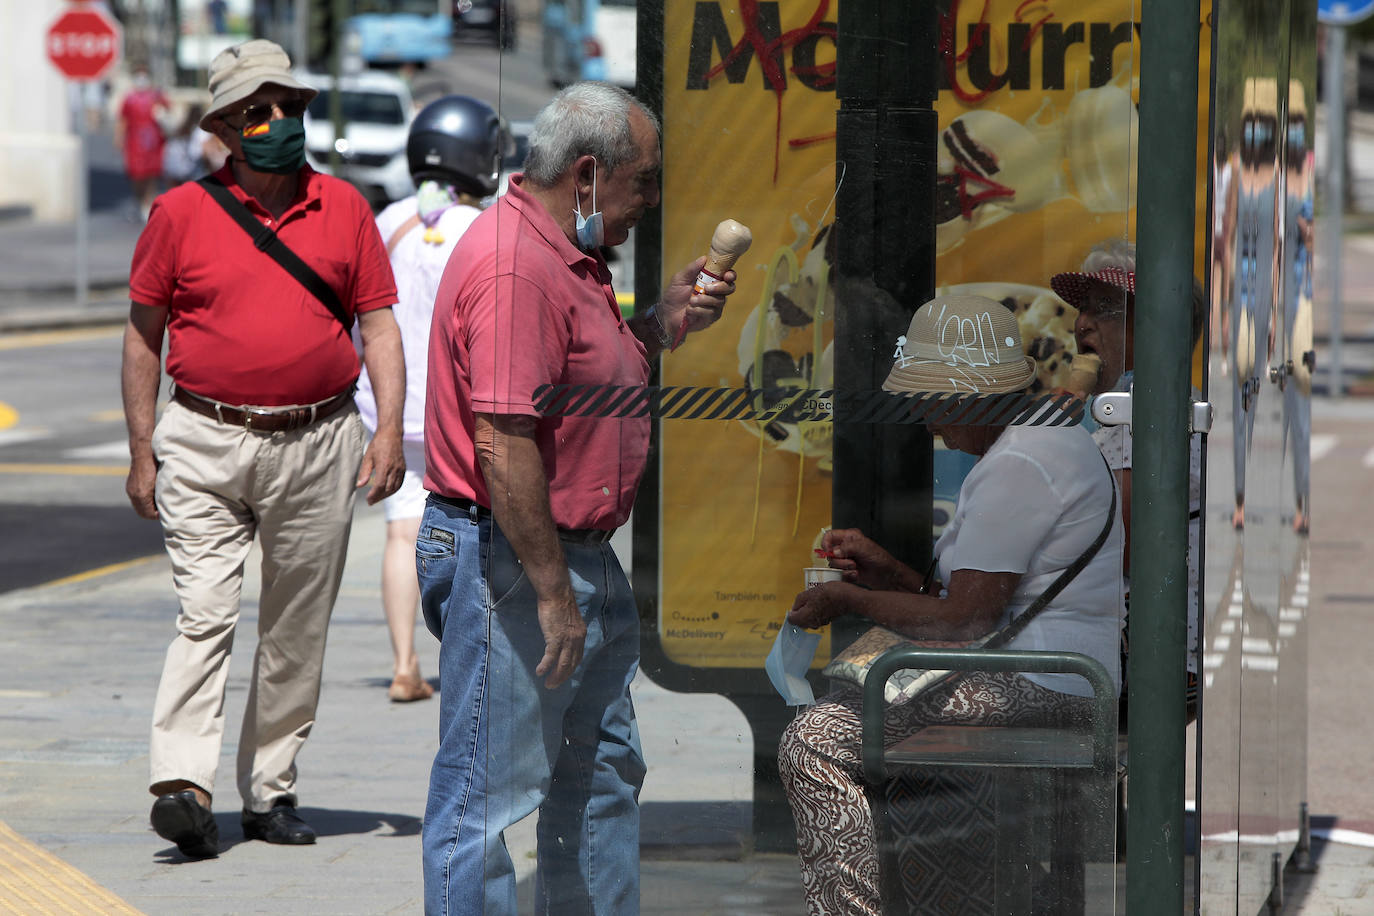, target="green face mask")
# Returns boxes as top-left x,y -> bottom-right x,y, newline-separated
239,117 -> 307,174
